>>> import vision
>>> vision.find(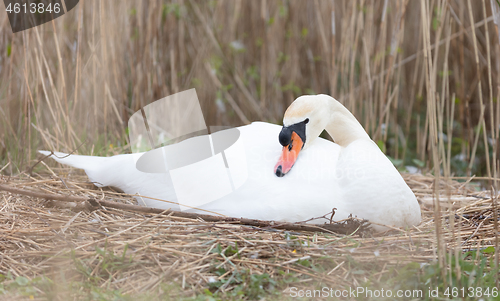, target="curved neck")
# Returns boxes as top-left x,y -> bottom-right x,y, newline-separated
324,99 -> 371,147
